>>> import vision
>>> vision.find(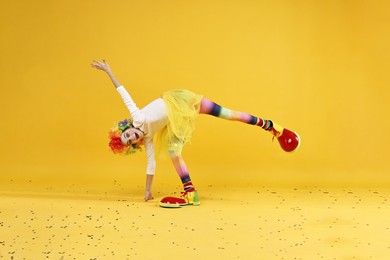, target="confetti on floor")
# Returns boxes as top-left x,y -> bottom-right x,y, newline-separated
1,186 -> 390,259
